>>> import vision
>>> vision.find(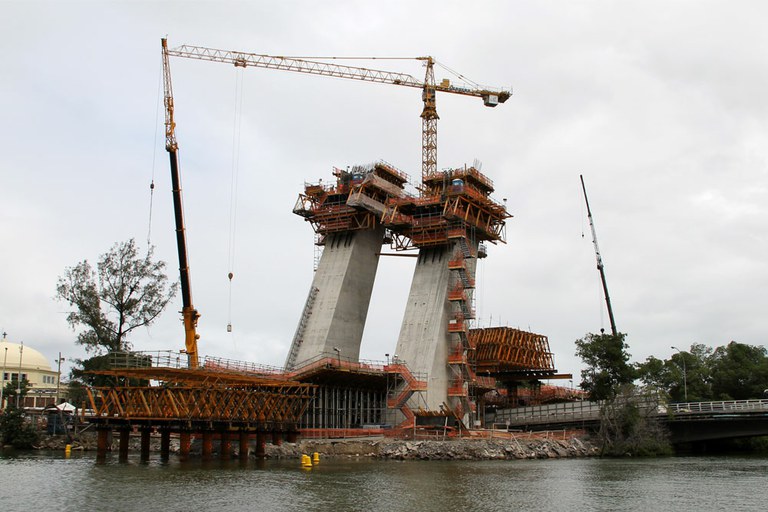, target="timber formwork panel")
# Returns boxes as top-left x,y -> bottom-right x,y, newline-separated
472,327 -> 556,372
